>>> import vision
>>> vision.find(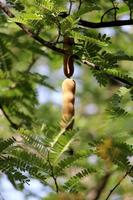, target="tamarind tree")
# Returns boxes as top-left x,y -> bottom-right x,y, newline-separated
0,0 -> 133,199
